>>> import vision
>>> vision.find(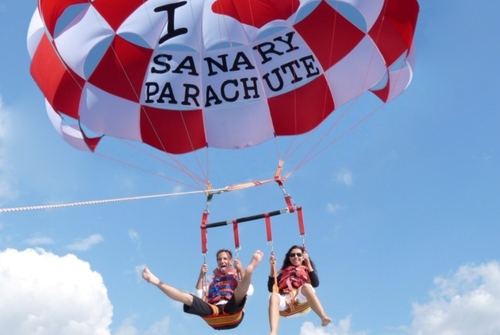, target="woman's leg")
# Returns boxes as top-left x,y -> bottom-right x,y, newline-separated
300,284 -> 332,326
233,250 -> 263,303
268,293 -> 281,335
